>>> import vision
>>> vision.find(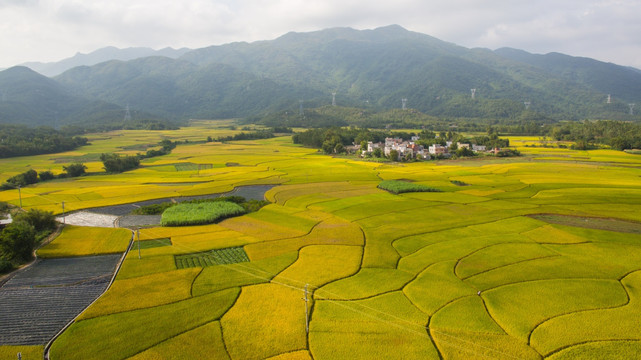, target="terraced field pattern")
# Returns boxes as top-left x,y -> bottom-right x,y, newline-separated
1,123 -> 641,359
